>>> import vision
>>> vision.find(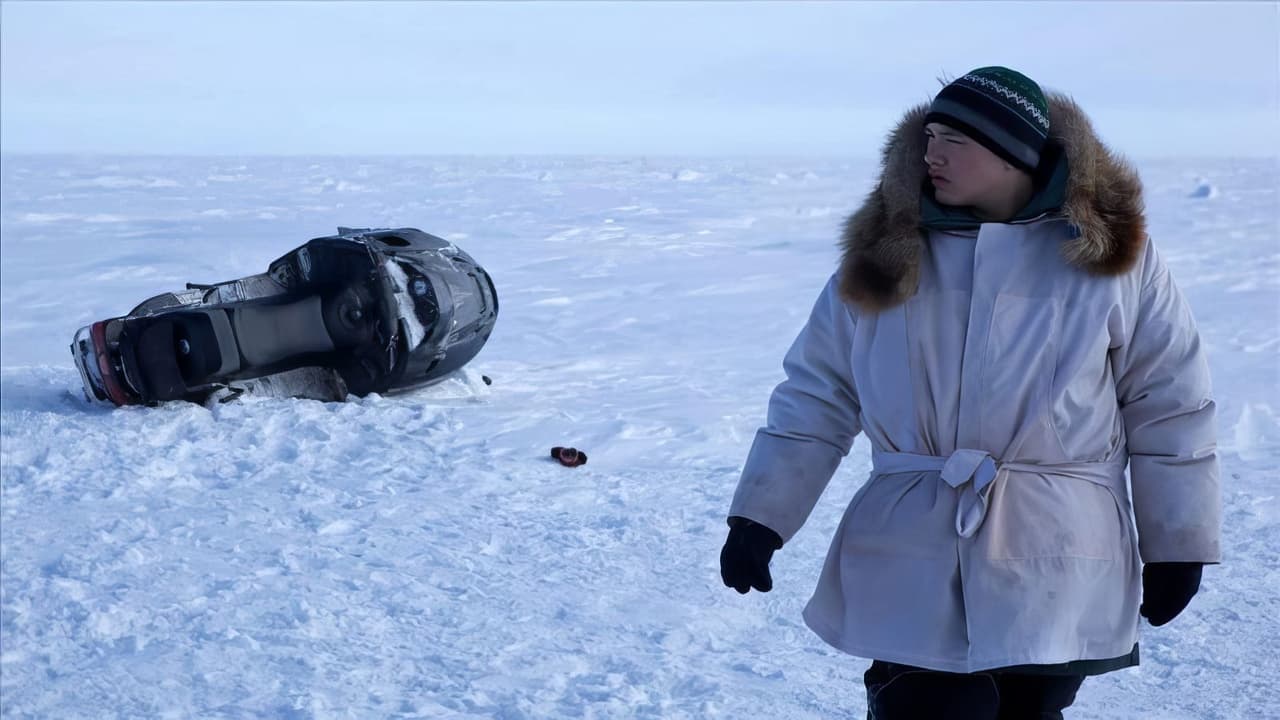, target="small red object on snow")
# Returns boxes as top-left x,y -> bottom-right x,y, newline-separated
551,446 -> 588,467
